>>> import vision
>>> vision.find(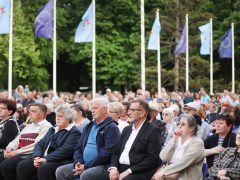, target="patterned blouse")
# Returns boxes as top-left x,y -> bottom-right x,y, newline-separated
209,147 -> 240,179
